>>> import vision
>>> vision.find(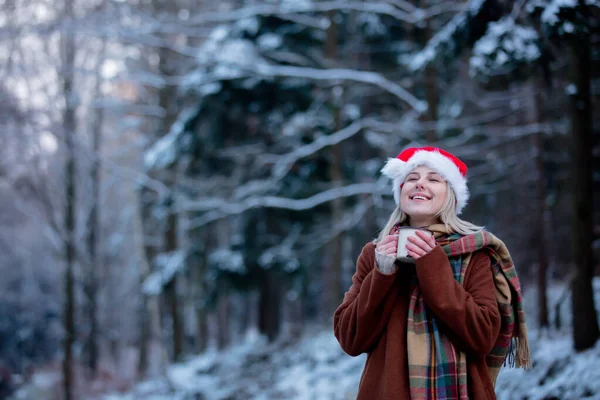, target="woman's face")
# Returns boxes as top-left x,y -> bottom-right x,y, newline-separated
400,165 -> 448,226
